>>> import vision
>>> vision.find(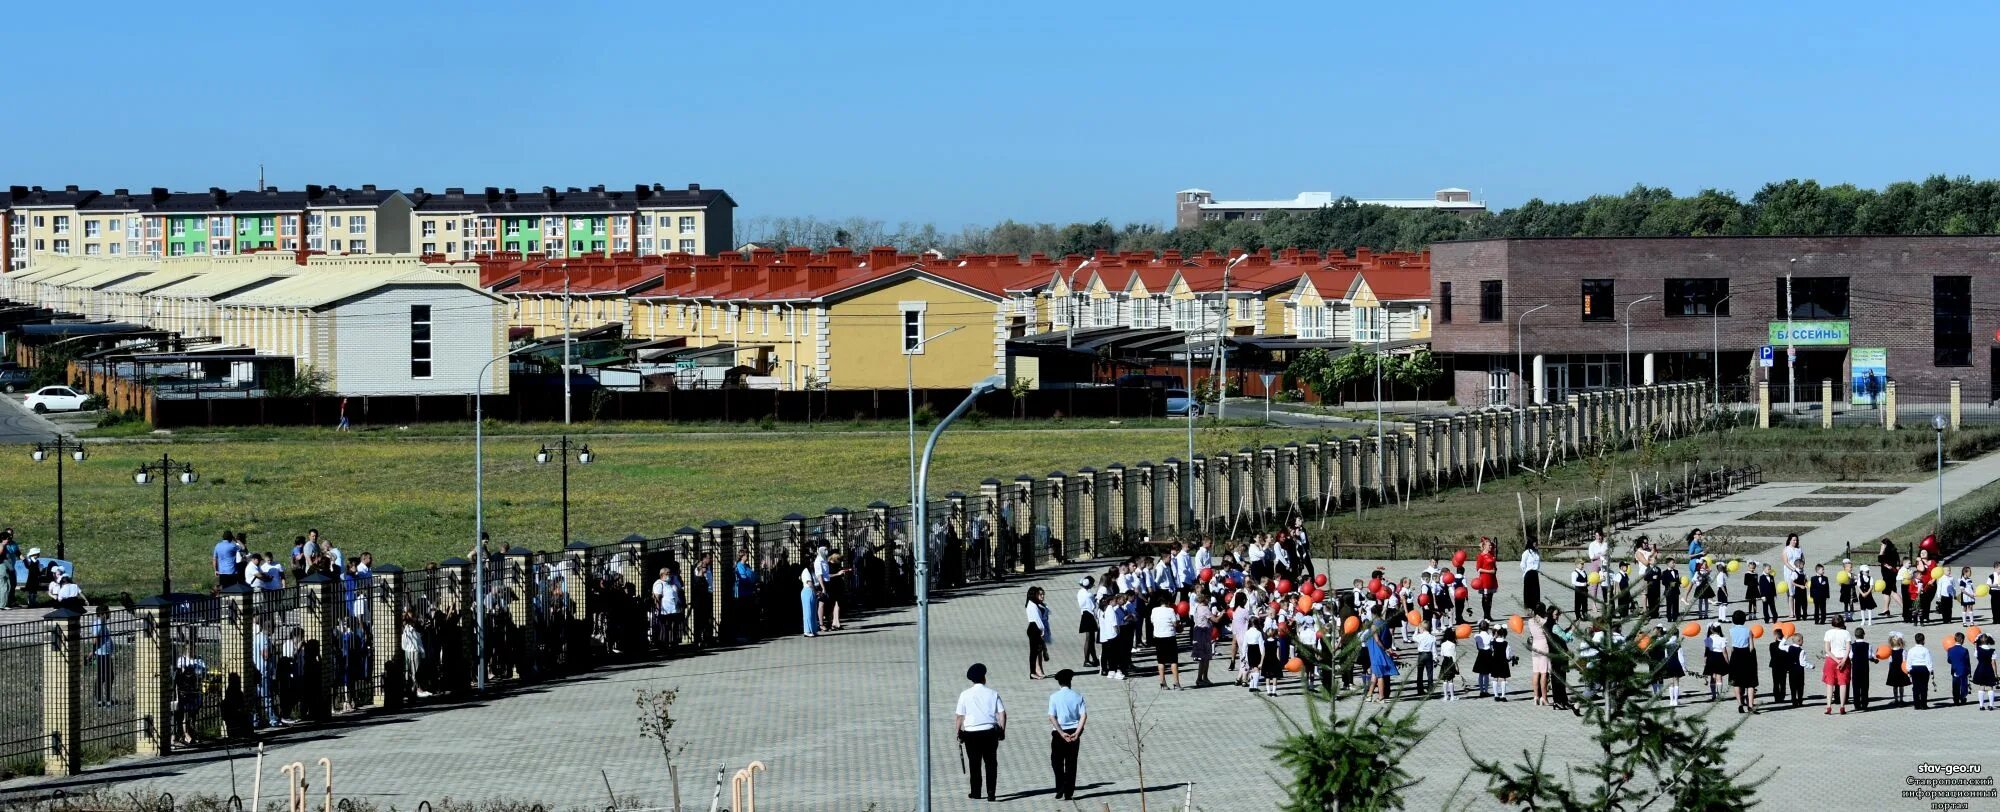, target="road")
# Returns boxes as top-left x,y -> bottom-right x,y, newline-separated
0,392 -> 65,445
